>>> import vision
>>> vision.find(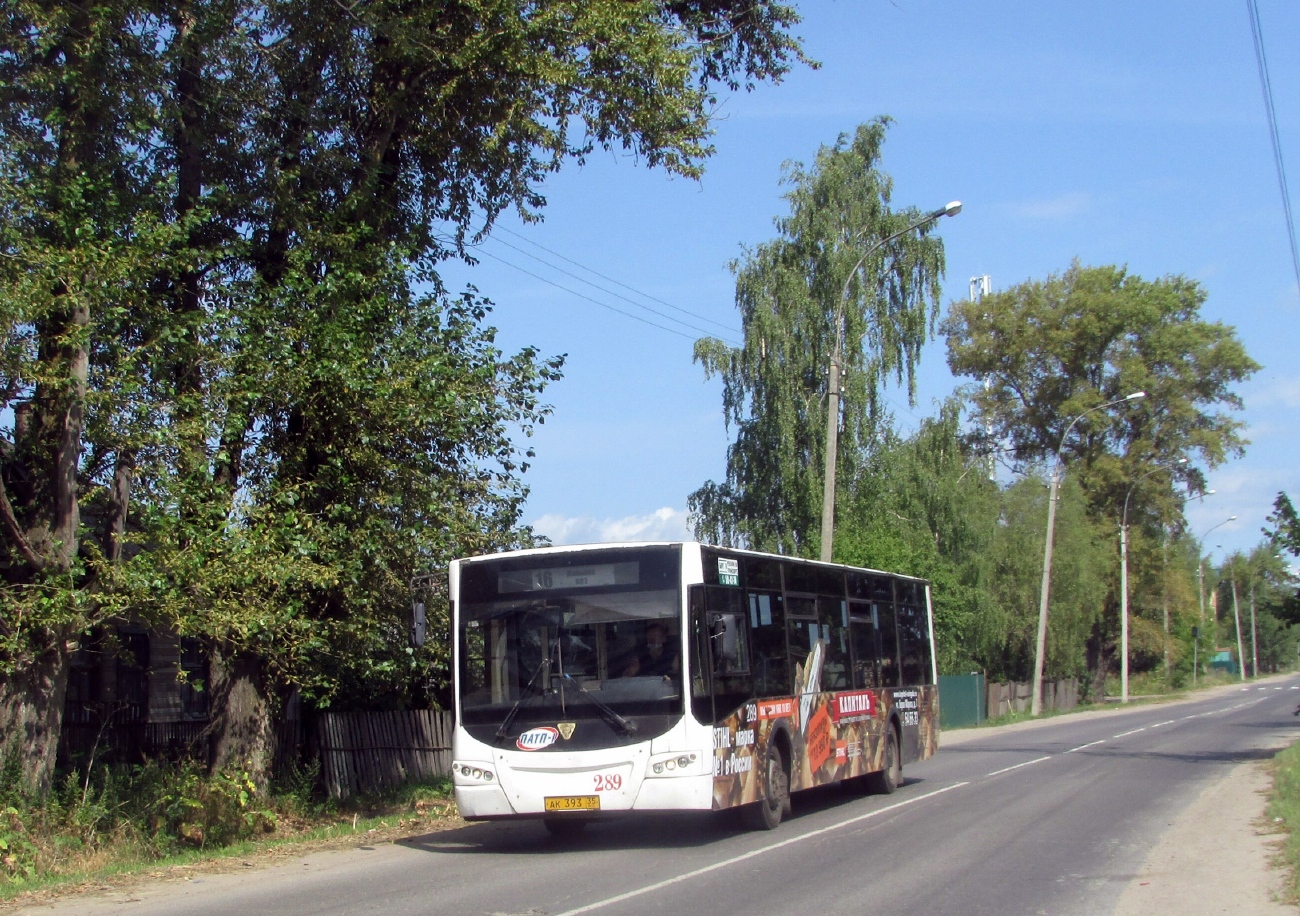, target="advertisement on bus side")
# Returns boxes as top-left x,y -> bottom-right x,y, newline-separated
710,684 -> 938,810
